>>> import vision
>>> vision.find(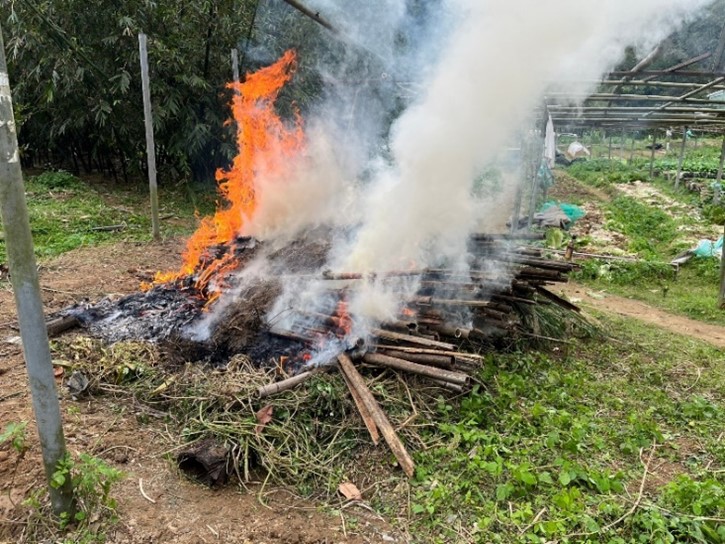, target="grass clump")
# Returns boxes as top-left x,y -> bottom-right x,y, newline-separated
604,196 -> 678,258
